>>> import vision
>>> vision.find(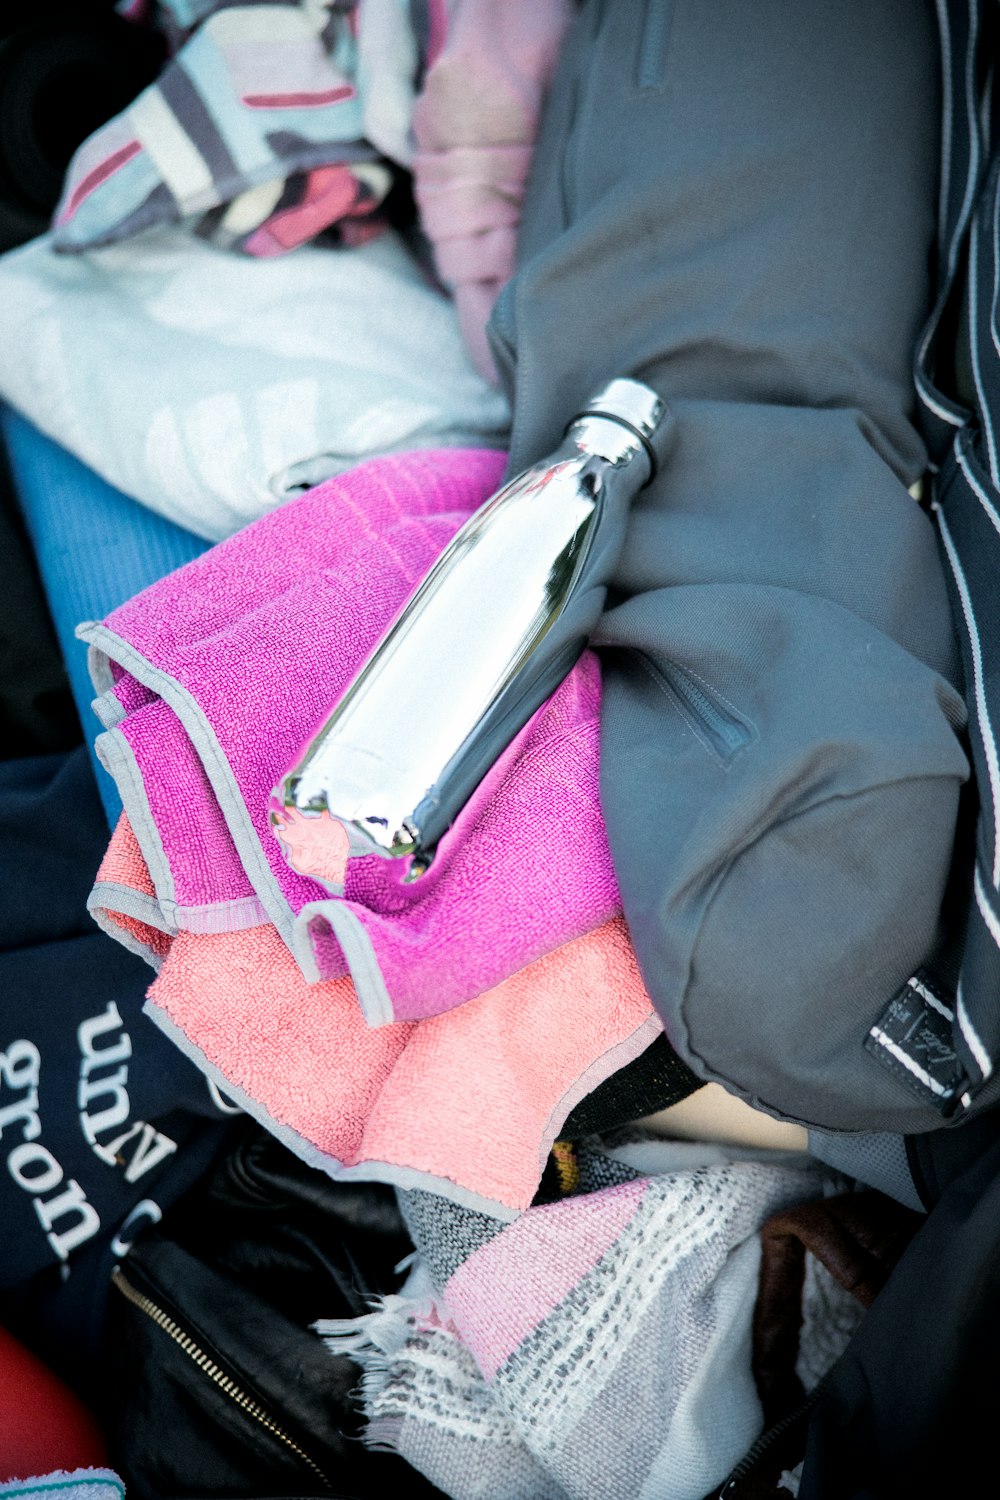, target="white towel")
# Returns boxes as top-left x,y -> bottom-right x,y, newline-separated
0,226 -> 509,540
